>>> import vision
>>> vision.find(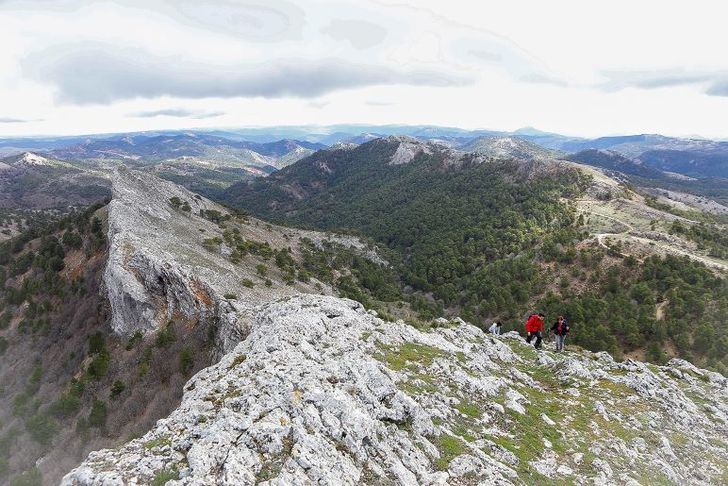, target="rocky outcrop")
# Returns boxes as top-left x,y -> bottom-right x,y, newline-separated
103,168 -> 382,352
63,295 -> 728,485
